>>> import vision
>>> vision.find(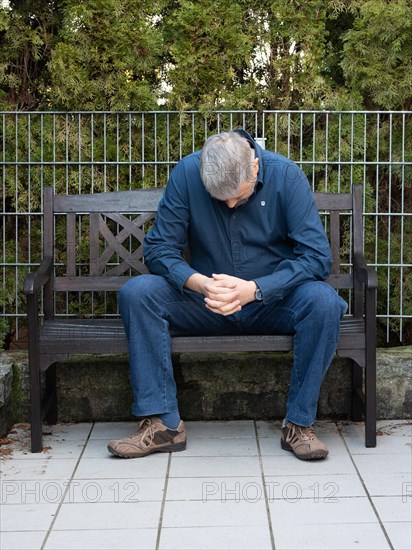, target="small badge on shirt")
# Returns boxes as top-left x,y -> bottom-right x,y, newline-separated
261,201 -> 266,206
